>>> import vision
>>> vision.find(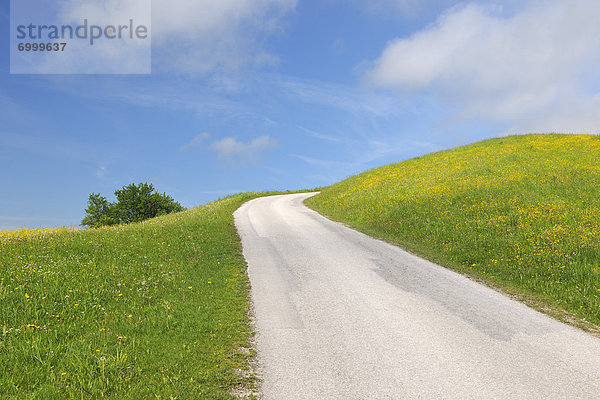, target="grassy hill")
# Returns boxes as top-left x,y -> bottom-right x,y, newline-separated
3,133 -> 600,397
0,192 -> 275,399
306,134 -> 600,329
